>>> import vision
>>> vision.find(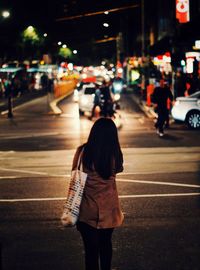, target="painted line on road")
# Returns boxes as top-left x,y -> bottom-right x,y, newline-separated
0,167 -> 50,176
119,193 -> 200,198
0,192 -> 200,203
0,168 -> 199,189
0,176 -> 19,179
117,178 -> 200,188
